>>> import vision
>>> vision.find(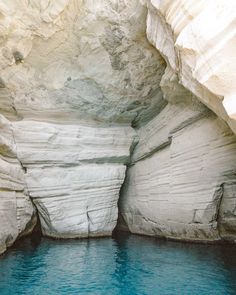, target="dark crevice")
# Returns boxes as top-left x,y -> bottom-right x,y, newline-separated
31,206 -> 43,235
214,184 -> 225,225
86,205 -> 94,235
12,207 -> 42,251
114,162 -> 131,234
